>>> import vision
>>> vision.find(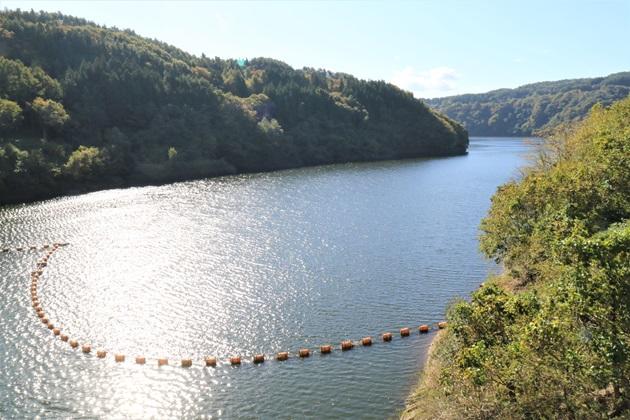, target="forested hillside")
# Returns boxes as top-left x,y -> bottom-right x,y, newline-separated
0,10 -> 467,204
427,72 -> 630,136
404,98 -> 629,418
